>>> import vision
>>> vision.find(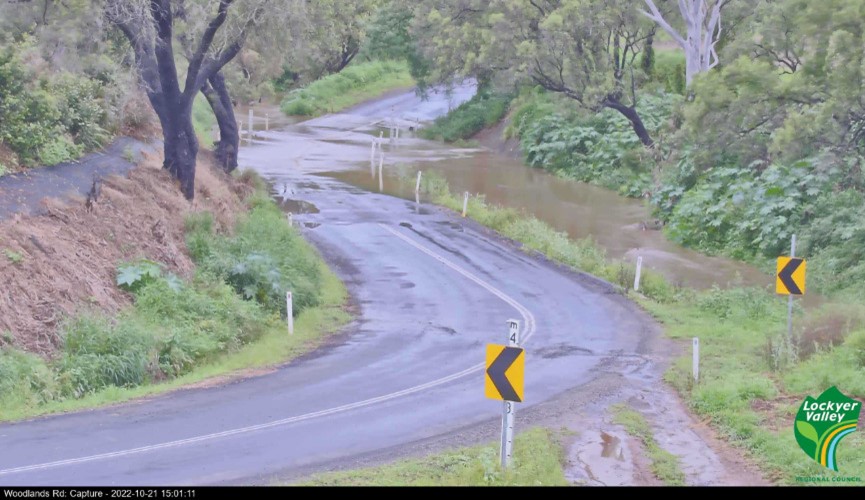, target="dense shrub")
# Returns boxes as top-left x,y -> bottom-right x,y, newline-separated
0,40 -> 108,168
512,90 -> 680,196
652,51 -> 686,96
420,88 -> 512,142
187,196 -> 323,317
57,314 -> 155,397
0,348 -> 57,406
